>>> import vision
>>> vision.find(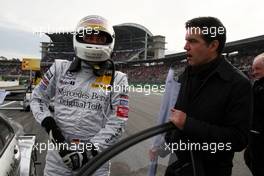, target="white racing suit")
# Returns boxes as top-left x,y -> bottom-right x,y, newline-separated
30,59 -> 129,176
